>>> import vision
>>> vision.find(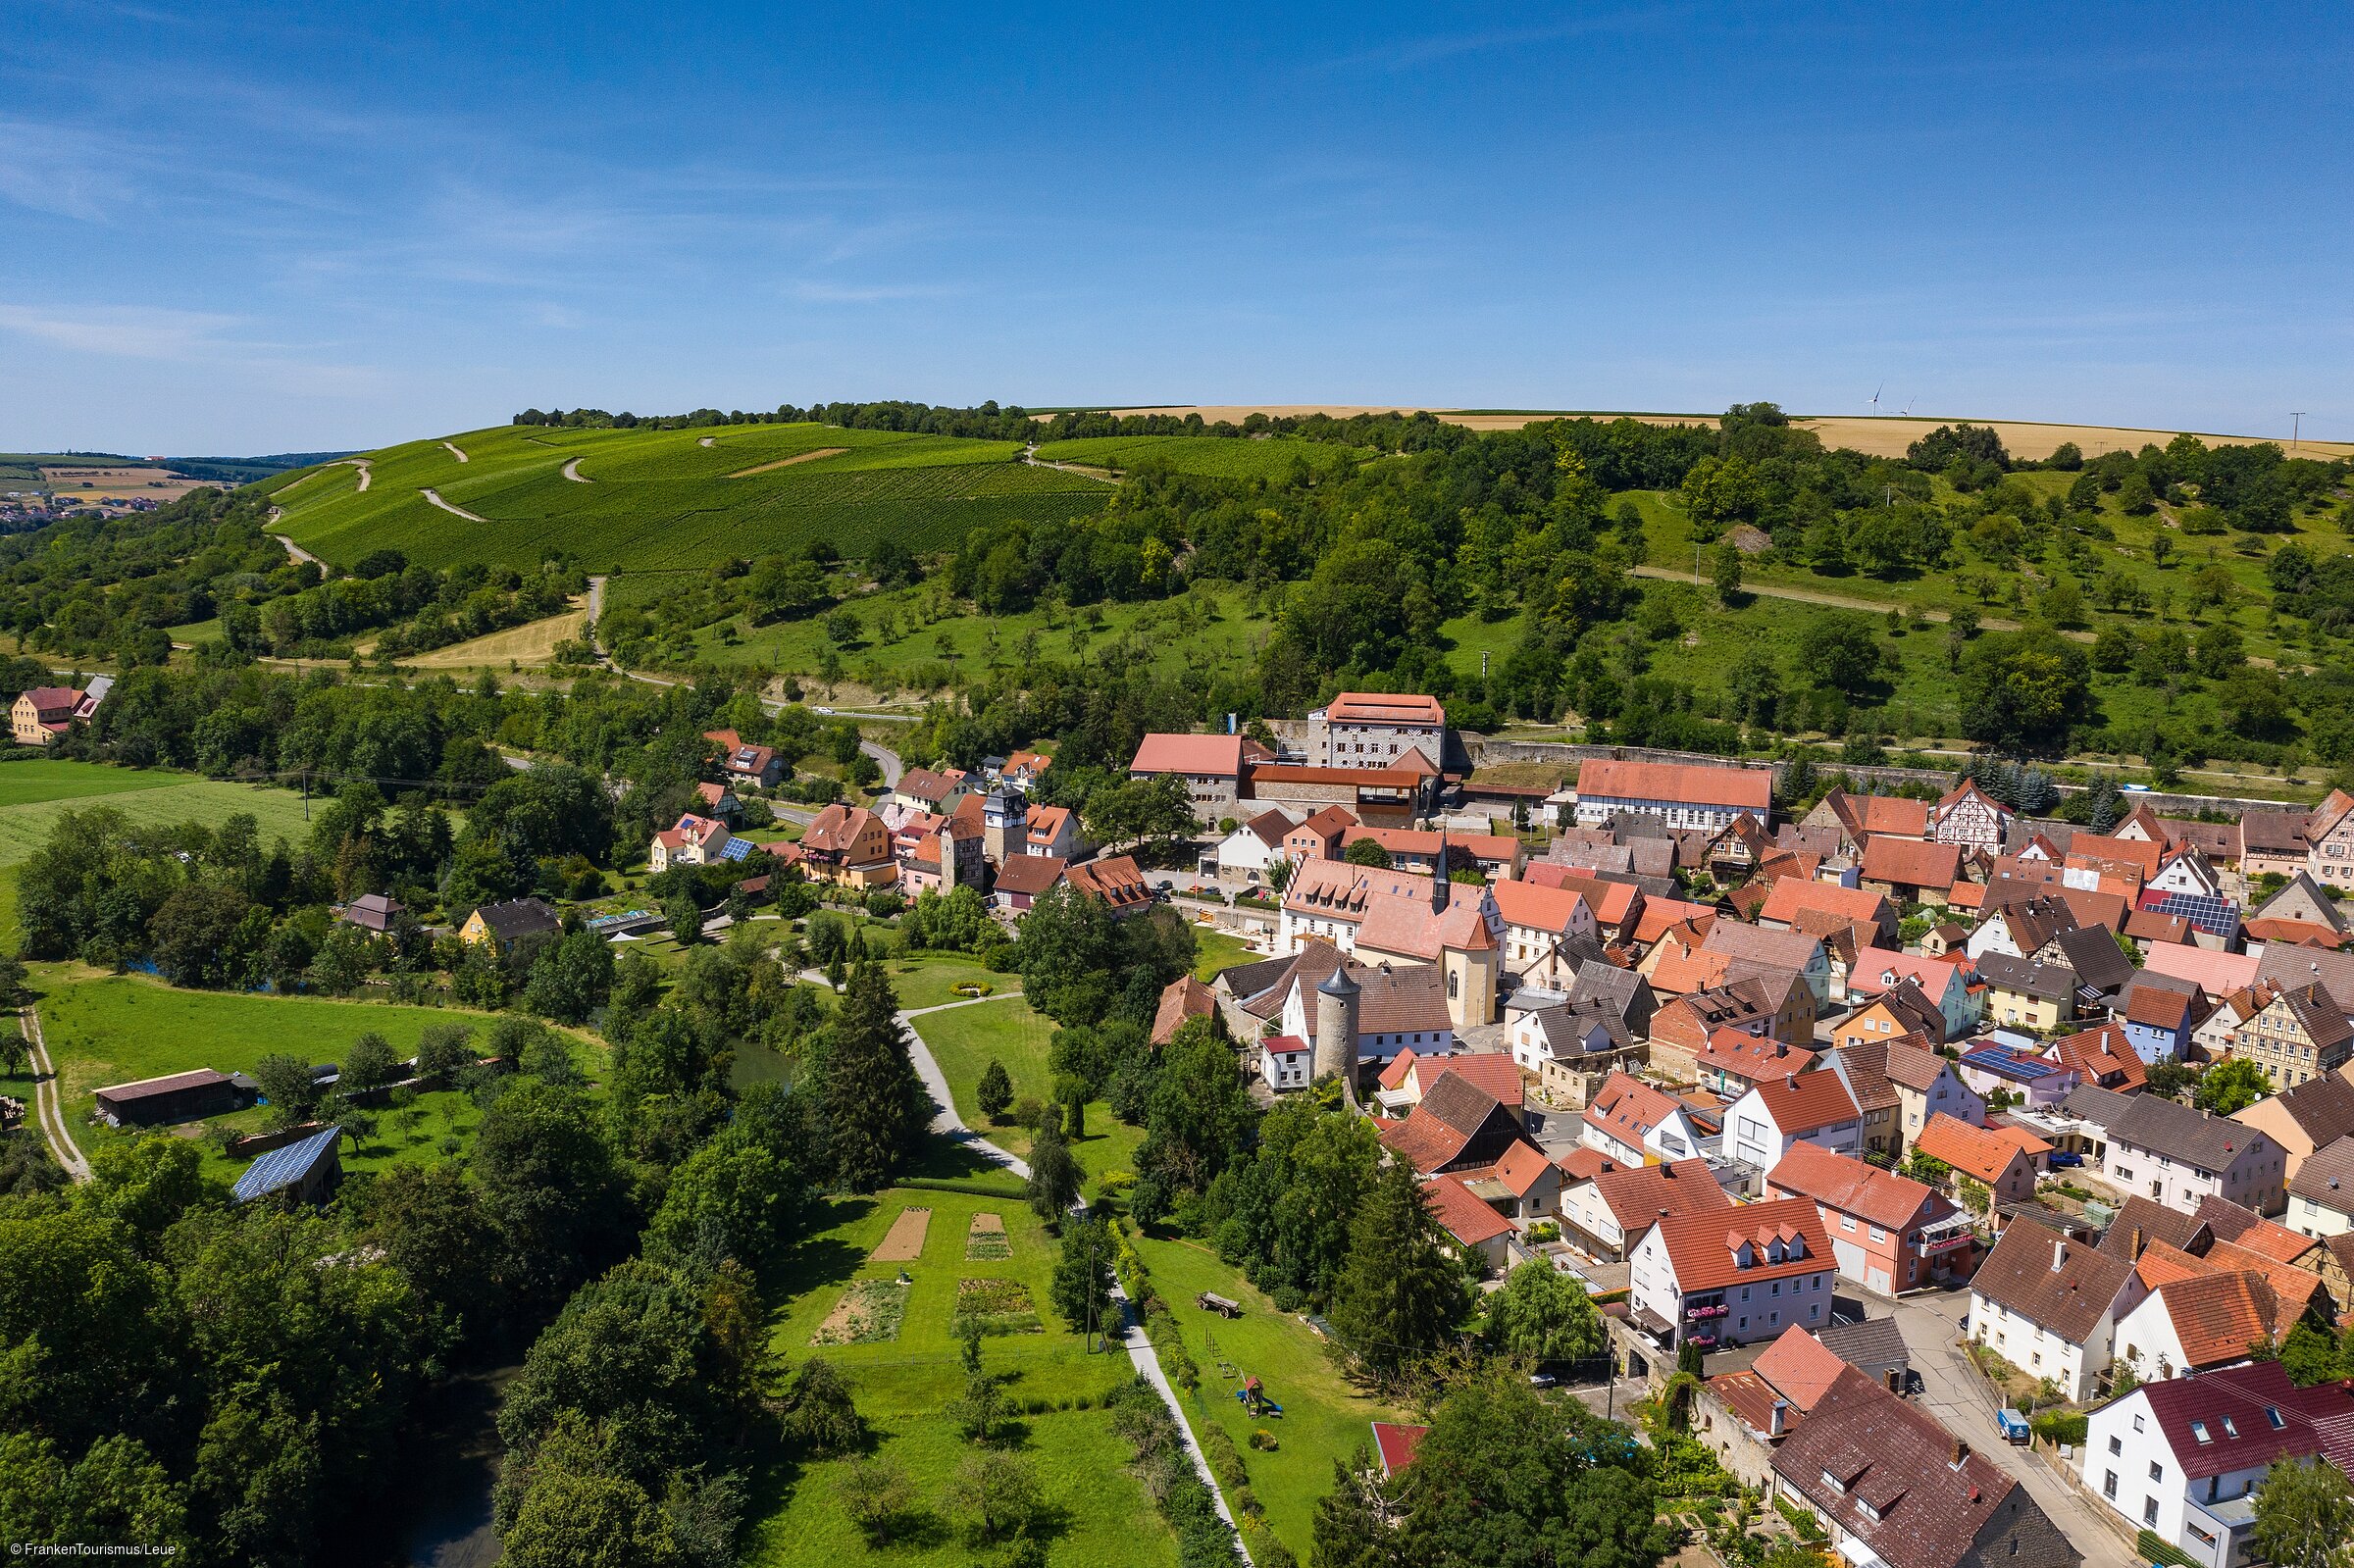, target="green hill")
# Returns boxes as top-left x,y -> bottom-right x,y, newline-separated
260,420 -> 1113,571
